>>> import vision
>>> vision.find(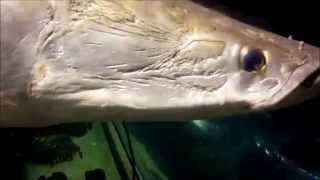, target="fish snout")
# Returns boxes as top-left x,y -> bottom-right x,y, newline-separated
279,46 -> 320,107
257,45 -> 320,110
